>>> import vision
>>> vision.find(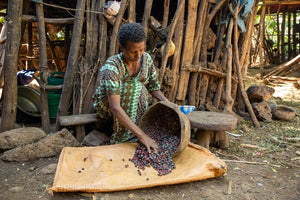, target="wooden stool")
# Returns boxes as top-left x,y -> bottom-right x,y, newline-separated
187,111 -> 237,149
